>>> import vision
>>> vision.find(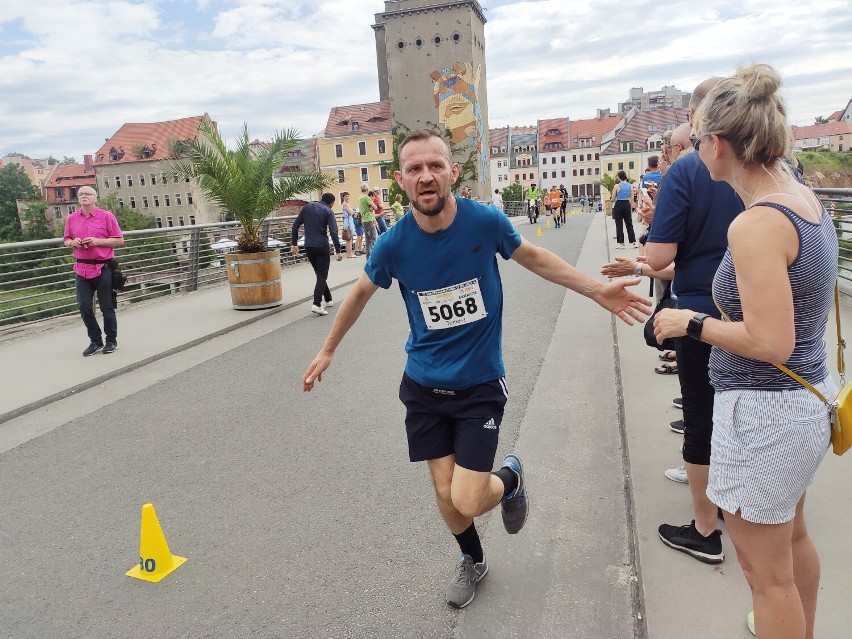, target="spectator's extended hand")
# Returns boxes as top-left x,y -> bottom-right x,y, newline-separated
601,256 -> 638,278
654,308 -> 693,343
590,278 -> 652,325
291,245 -> 299,255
